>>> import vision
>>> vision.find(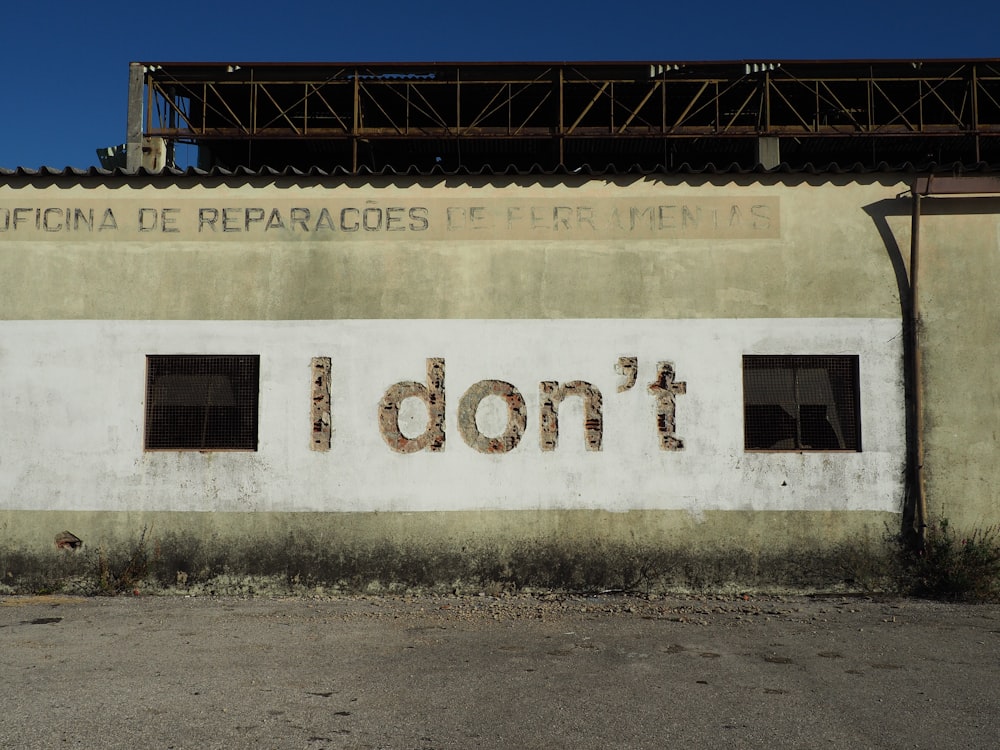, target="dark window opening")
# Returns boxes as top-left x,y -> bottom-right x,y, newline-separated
743,355 -> 860,451
145,355 -> 259,450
